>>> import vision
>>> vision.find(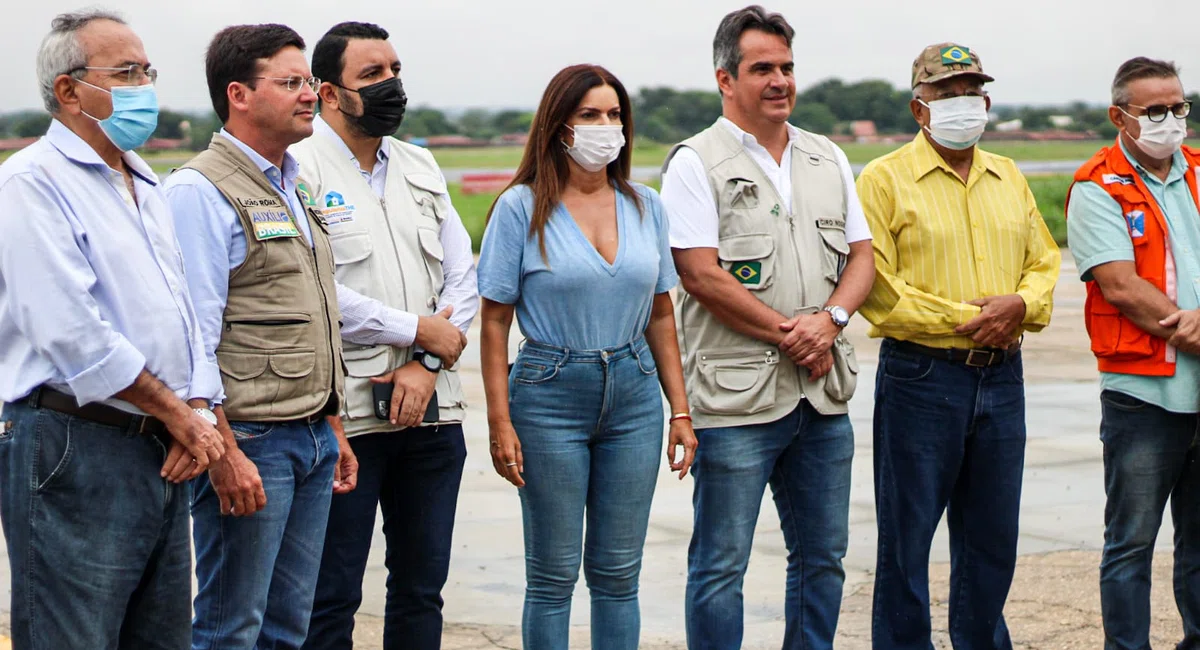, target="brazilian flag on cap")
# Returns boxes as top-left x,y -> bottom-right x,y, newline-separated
940,46 -> 973,66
